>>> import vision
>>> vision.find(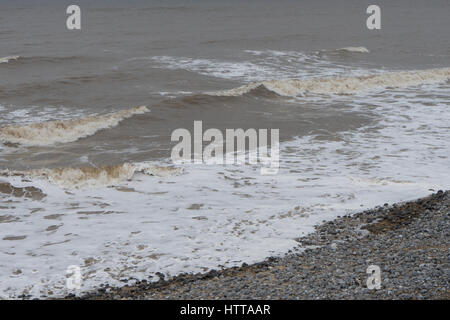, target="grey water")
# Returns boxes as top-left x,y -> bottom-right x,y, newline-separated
0,0 -> 449,170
